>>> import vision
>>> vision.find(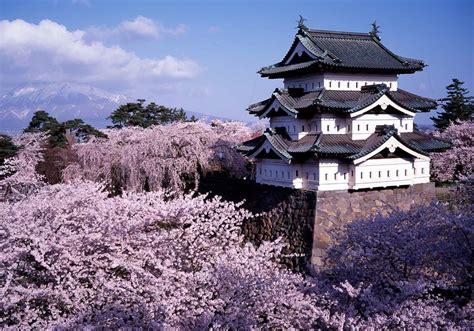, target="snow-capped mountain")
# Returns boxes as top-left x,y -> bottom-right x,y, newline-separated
0,82 -> 132,132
